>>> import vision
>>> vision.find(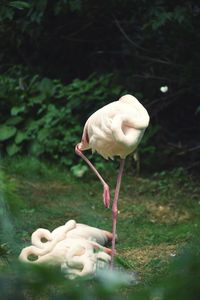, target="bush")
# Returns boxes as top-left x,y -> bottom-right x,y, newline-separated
0,67 -> 125,167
